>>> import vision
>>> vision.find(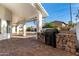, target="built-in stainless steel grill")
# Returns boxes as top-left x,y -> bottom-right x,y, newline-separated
44,28 -> 59,48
